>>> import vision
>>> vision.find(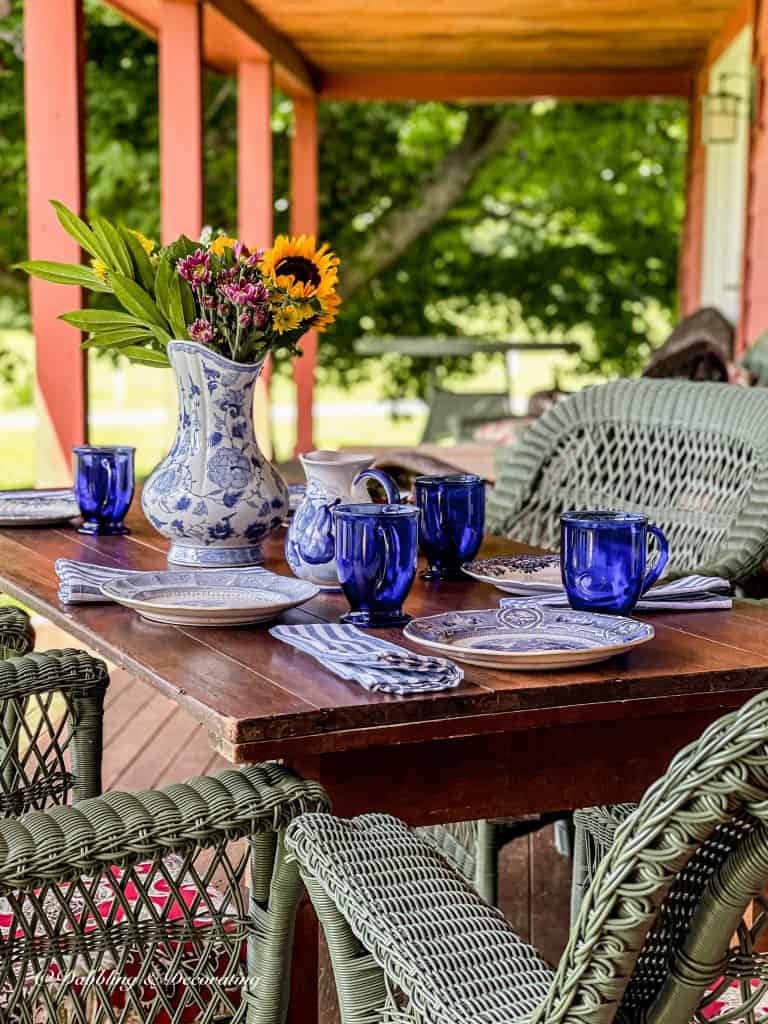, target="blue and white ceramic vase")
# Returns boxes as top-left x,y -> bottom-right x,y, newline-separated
141,340 -> 288,567
285,450 -> 400,589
